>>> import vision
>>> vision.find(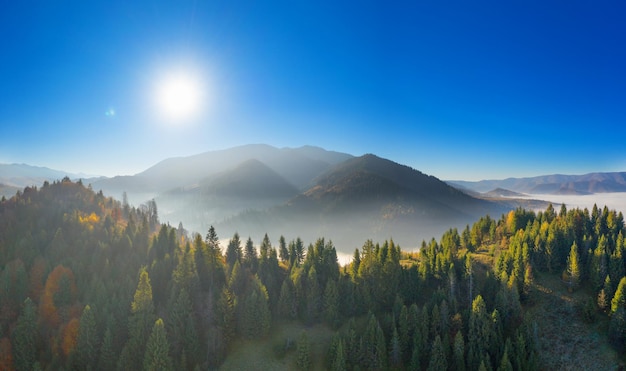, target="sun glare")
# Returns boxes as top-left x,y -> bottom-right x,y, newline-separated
155,70 -> 203,123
